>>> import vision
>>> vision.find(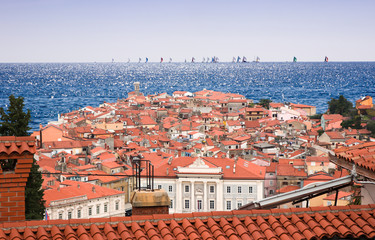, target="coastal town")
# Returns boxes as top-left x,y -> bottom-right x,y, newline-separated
15,82 -> 372,220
